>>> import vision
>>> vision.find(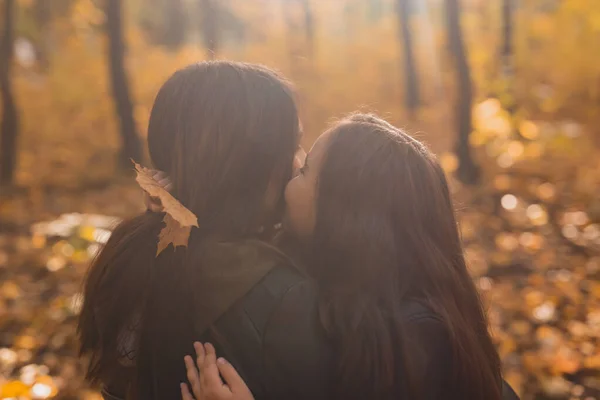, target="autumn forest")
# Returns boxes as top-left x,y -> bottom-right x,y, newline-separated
1,0 -> 600,399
